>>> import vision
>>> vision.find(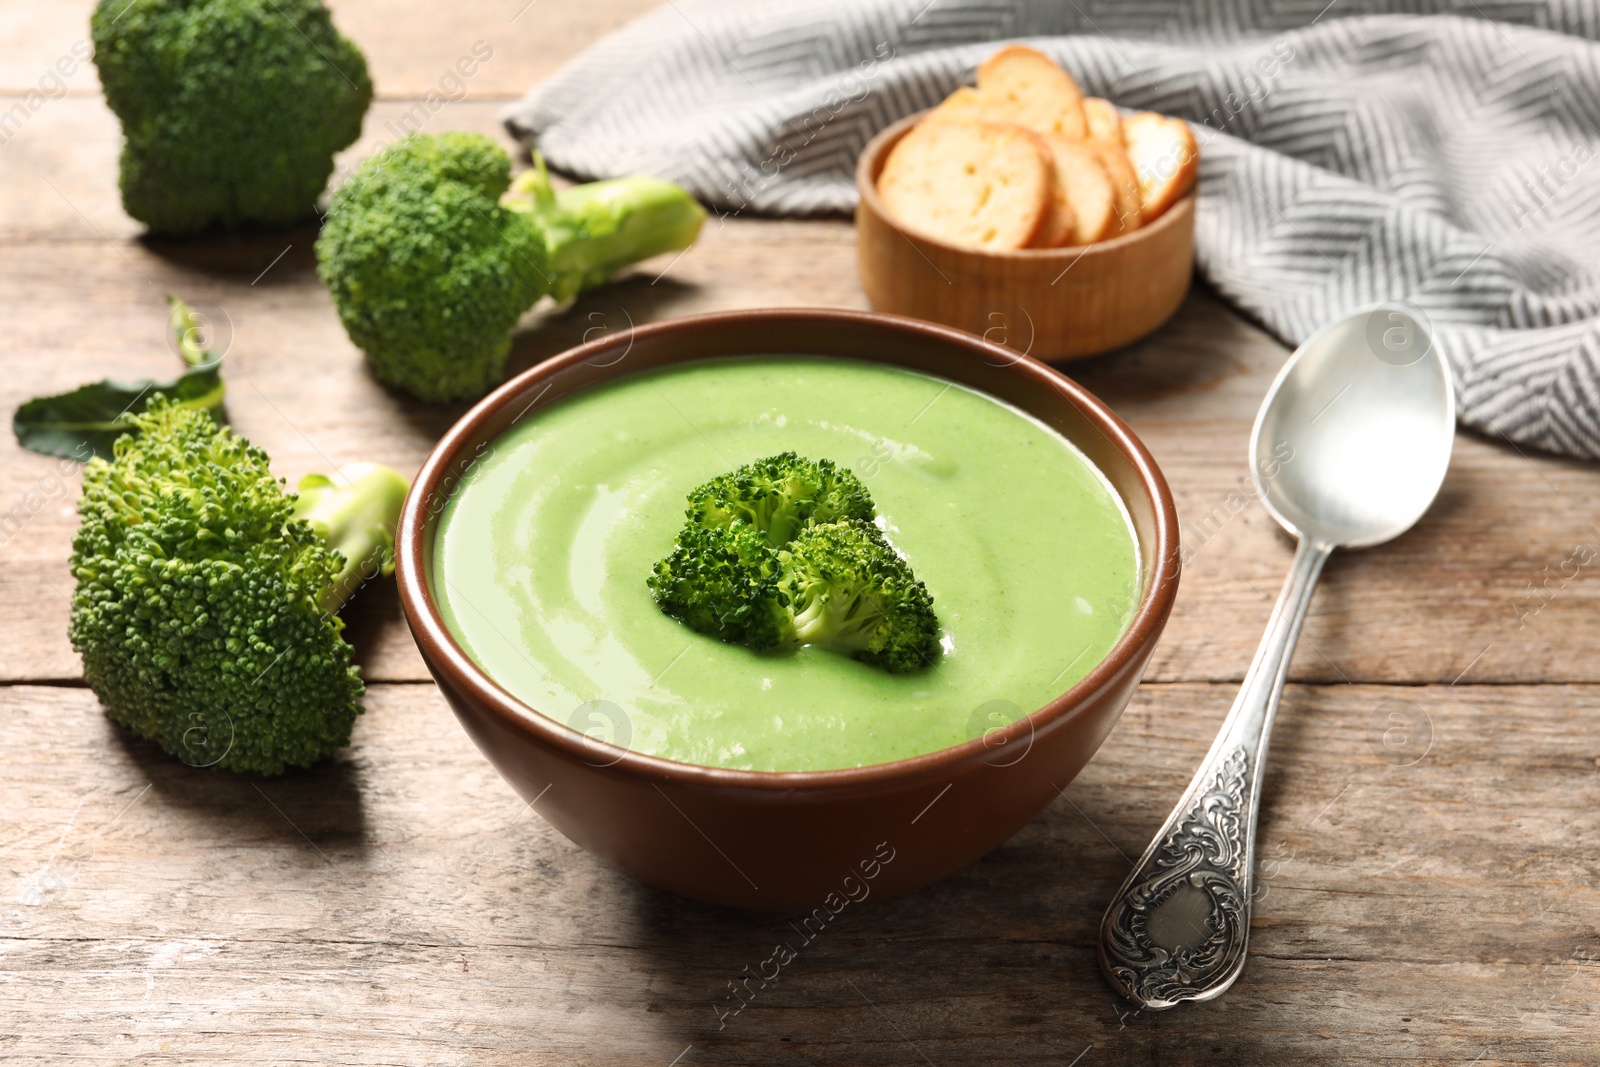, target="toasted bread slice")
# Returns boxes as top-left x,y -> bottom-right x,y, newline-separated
927,90 -> 1074,245
1031,181 -> 1078,248
1083,97 -> 1123,143
975,44 -> 1088,140
928,85 -> 992,123
1090,139 -> 1142,235
1027,128 -> 1077,248
878,119 -> 1051,250
1123,112 -> 1199,220
1042,135 -> 1114,245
